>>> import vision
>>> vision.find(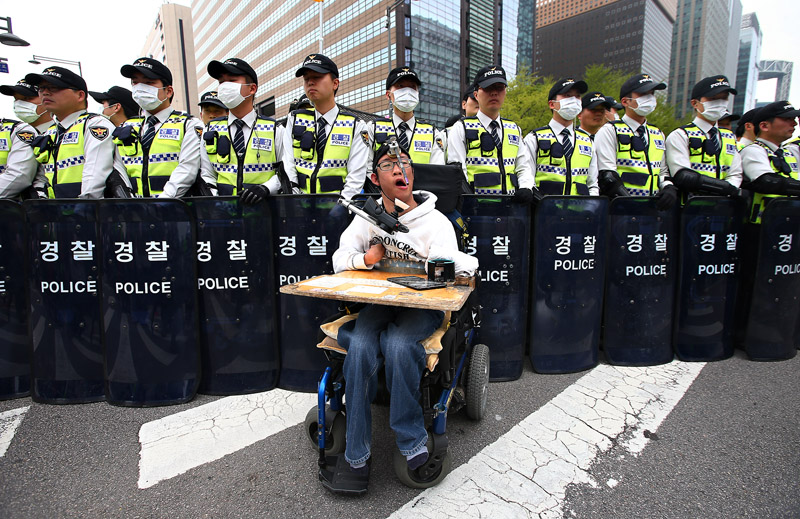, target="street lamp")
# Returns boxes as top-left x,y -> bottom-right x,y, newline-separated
0,16 -> 30,47
28,55 -> 83,77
